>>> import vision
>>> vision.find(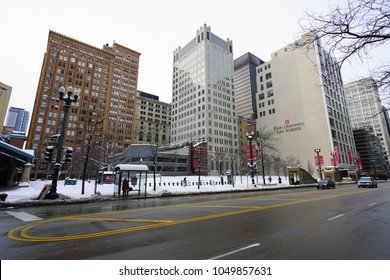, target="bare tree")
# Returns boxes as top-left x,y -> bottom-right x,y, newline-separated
272,155 -> 283,176
81,119 -> 94,194
306,159 -> 315,177
286,155 -> 298,167
255,126 -> 279,185
80,108 -> 104,195
299,0 -> 390,90
137,121 -> 167,191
